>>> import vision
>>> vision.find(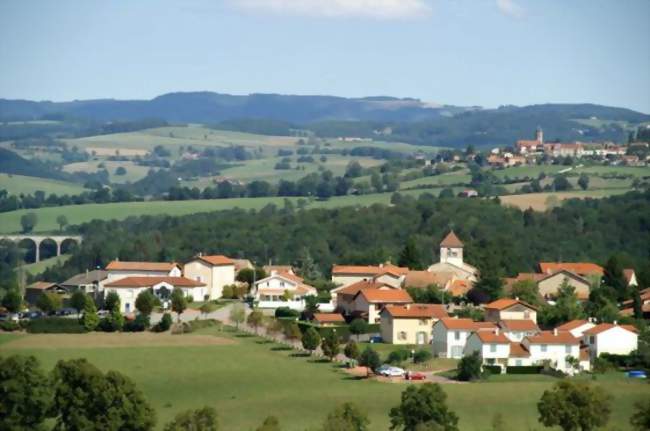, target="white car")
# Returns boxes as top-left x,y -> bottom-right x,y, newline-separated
377,365 -> 406,377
